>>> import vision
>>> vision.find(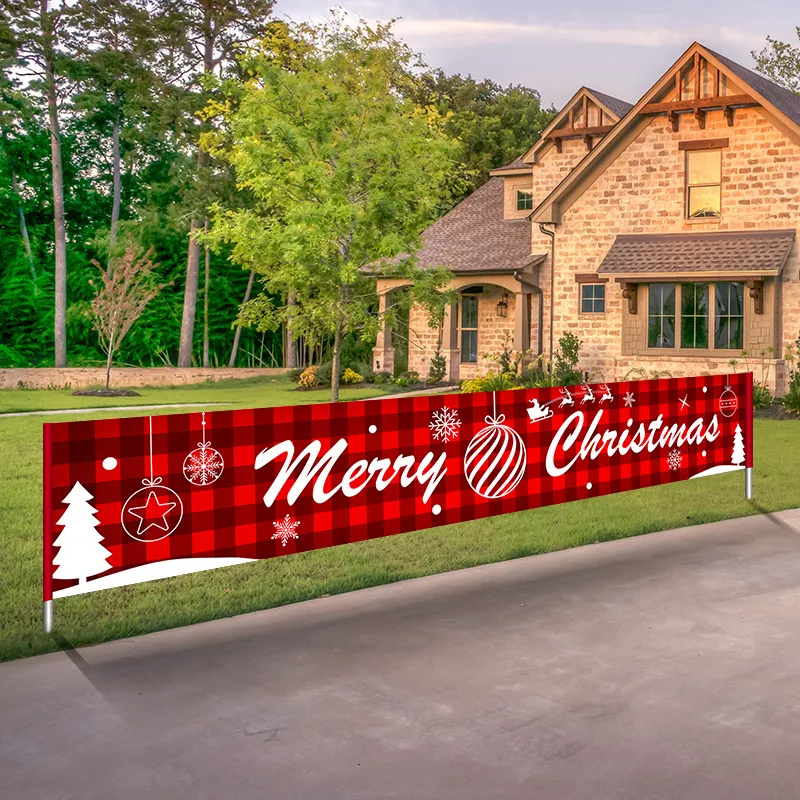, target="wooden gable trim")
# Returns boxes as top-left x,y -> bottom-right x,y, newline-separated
531,41 -> 800,224
678,138 -> 729,151
575,273 -> 609,283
